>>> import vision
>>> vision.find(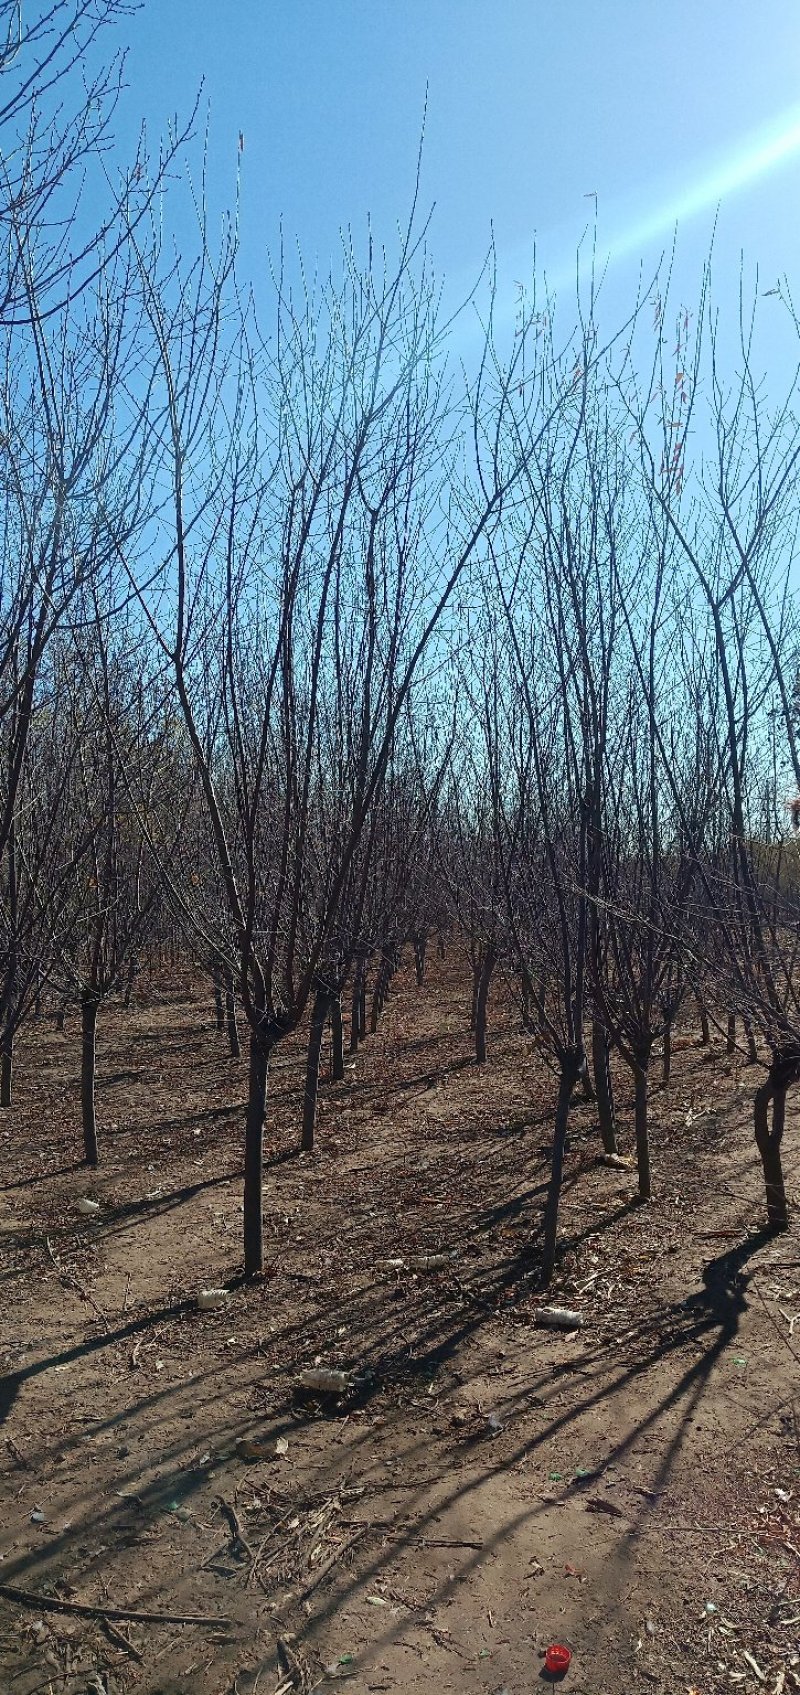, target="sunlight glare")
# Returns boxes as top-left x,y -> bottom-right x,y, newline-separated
608,104 -> 800,263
